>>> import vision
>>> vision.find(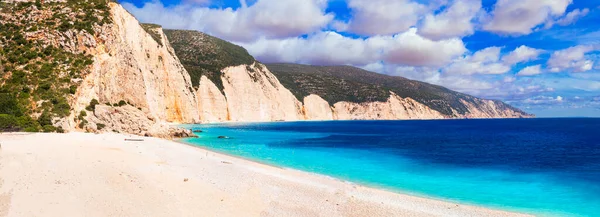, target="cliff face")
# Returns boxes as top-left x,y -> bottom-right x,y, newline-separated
331,93 -> 445,120
75,3 -> 199,122
220,63 -> 304,122
196,76 -> 228,122
52,3 -> 198,137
